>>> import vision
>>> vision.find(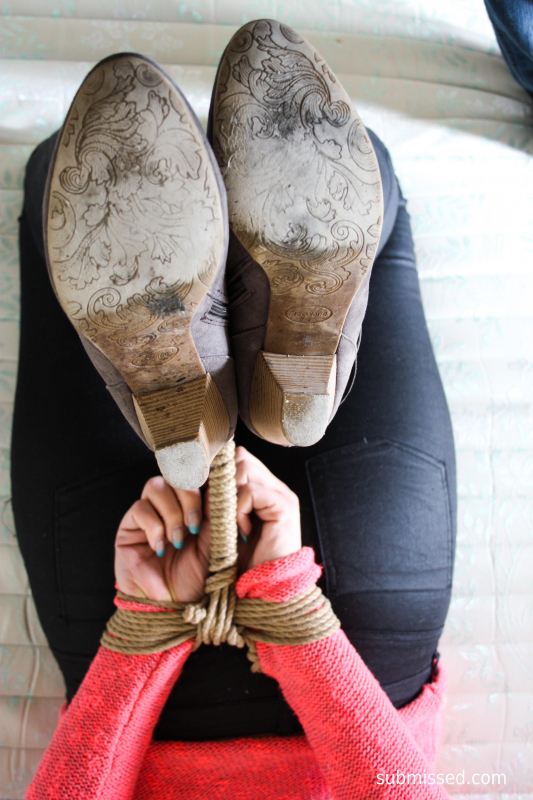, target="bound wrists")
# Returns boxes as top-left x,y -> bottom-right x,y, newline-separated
236,546 -> 322,602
